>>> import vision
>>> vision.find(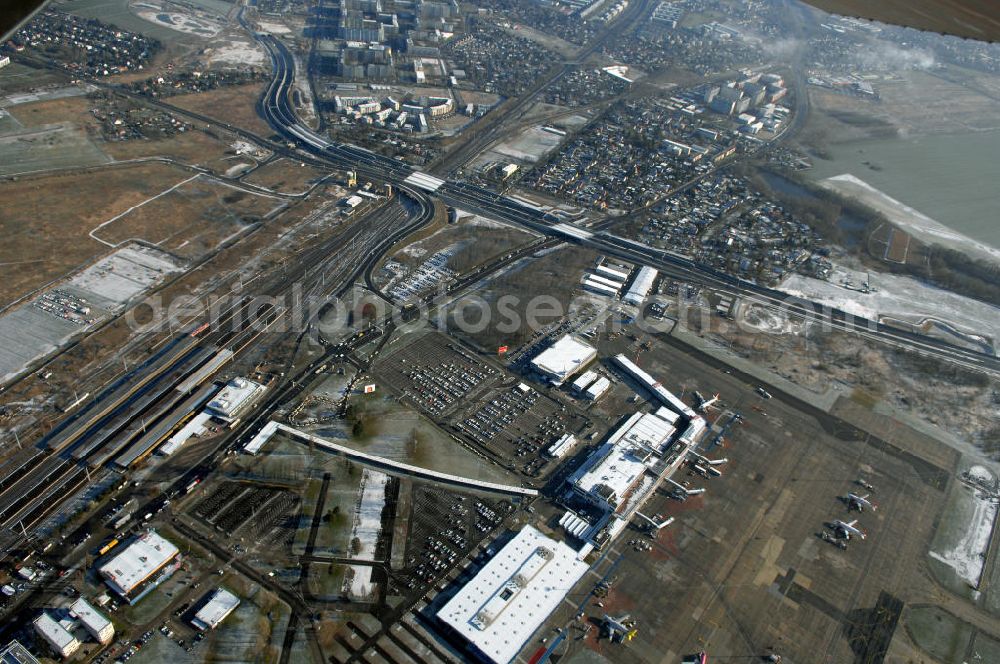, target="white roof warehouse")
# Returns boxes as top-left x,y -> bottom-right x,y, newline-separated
191,588 -> 241,631
97,530 -> 179,601
437,525 -> 589,664
529,335 -> 597,385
